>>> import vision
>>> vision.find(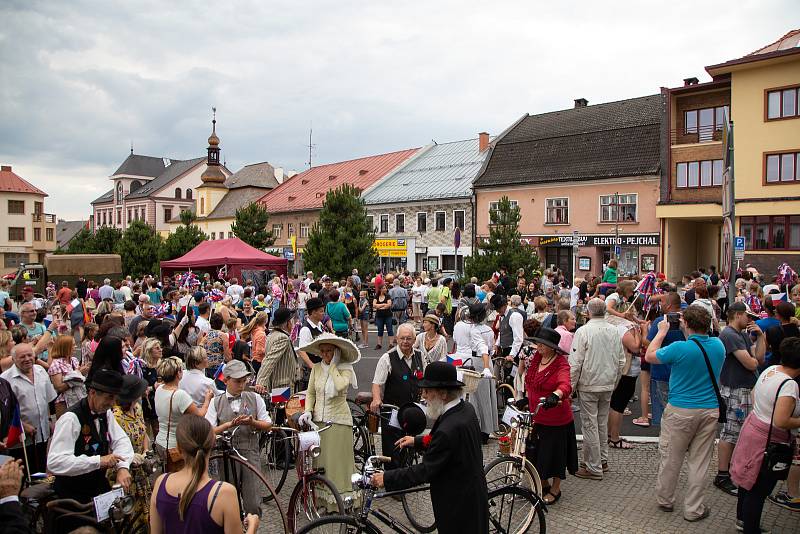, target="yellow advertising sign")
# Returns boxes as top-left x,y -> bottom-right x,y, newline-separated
374,238 -> 407,257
